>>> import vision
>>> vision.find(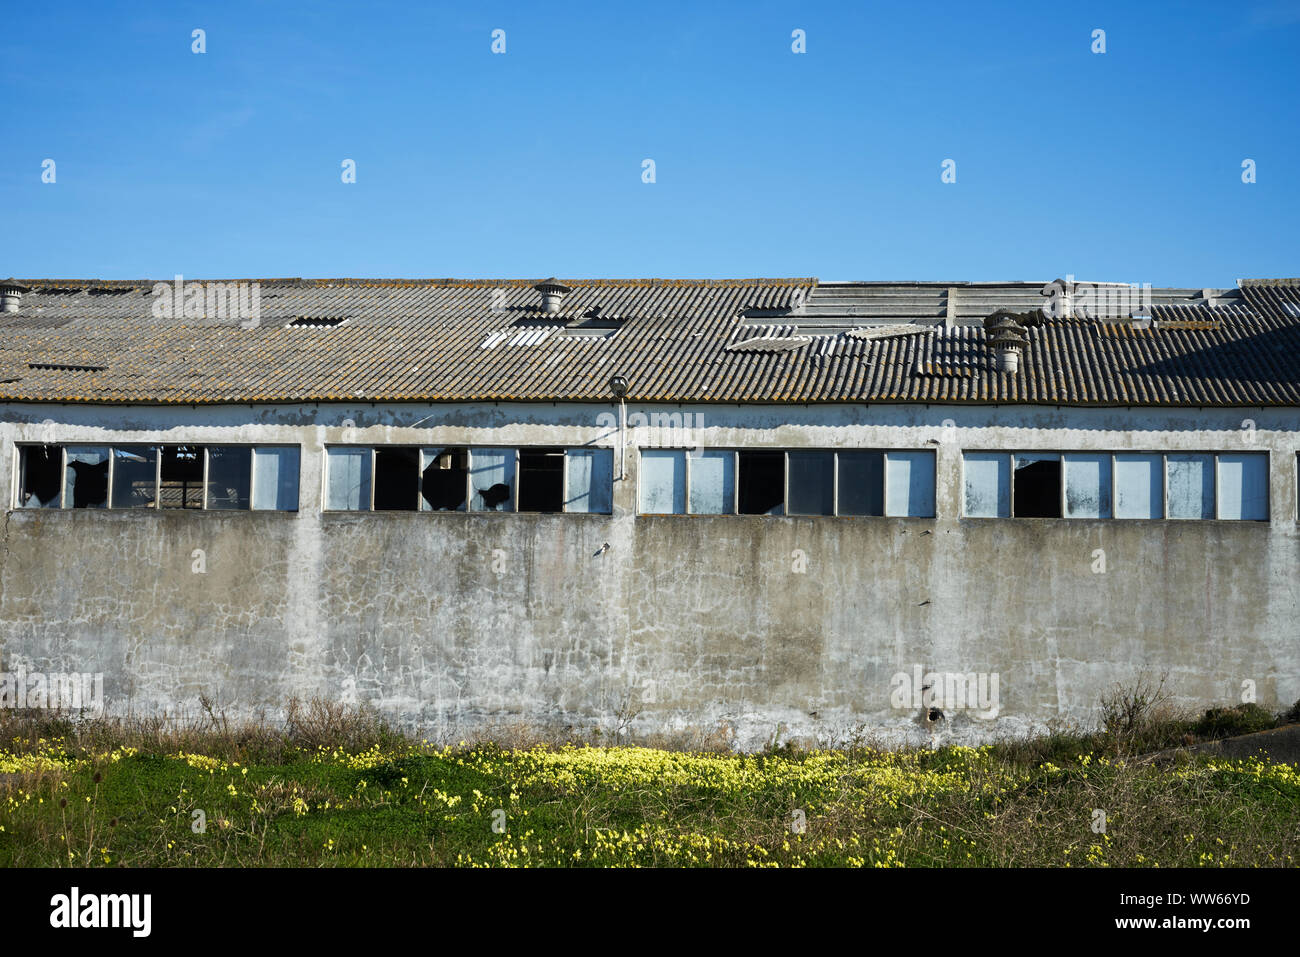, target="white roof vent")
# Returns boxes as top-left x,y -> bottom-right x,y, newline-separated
1,279 -> 31,313
533,278 -> 572,315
